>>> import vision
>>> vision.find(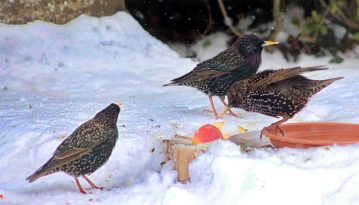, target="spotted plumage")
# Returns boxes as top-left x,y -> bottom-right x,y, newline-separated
225,66 -> 343,135
26,103 -> 122,194
165,34 -> 278,118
